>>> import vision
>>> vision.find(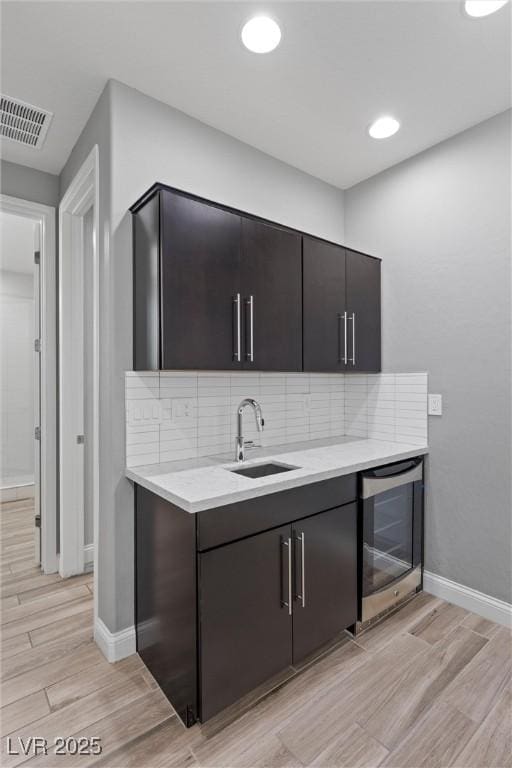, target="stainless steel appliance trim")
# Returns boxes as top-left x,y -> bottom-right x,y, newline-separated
362,461 -> 423,499
233,293 -> 241,362
361,565 -> 422,623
